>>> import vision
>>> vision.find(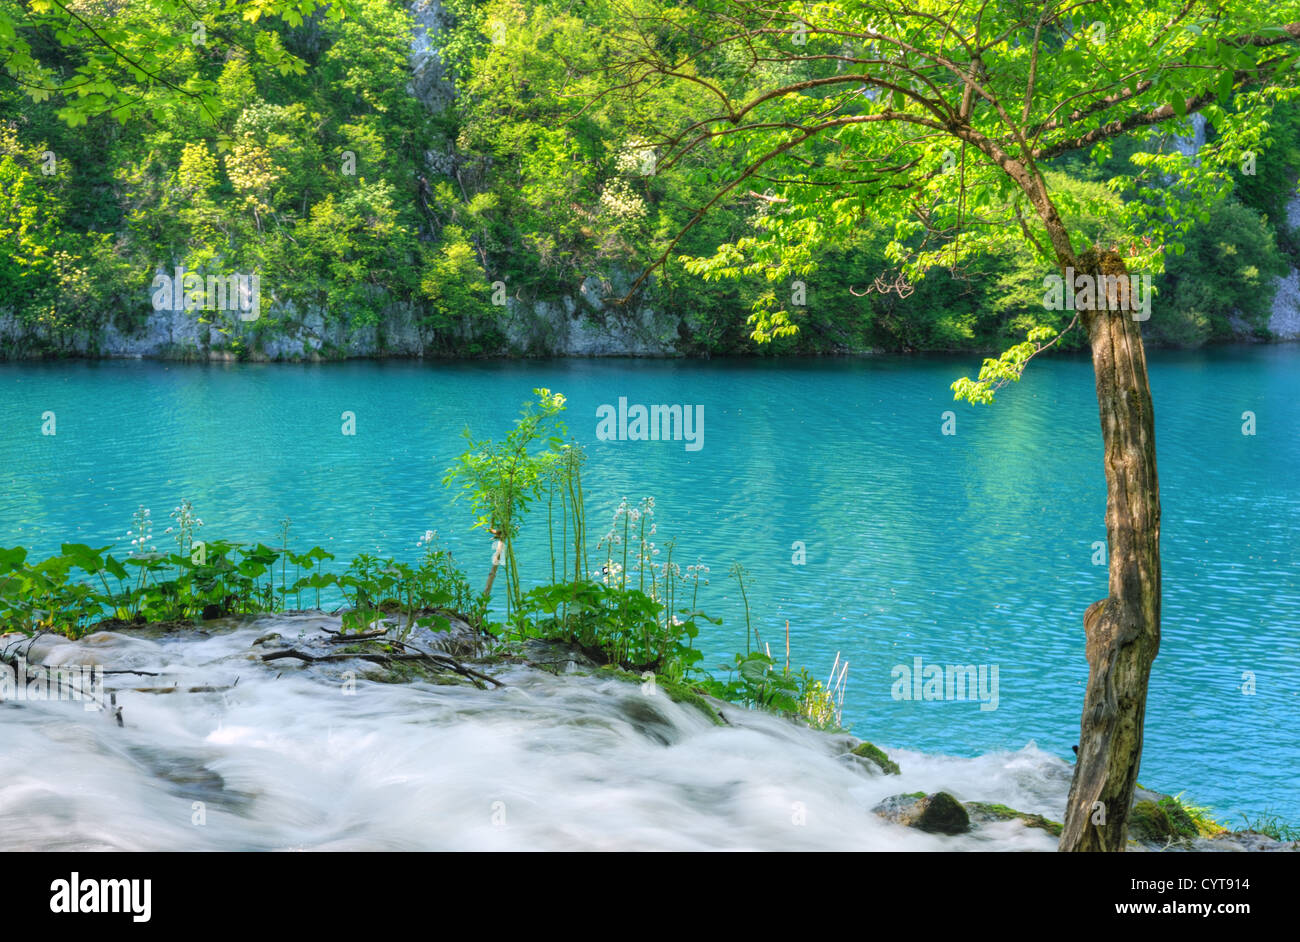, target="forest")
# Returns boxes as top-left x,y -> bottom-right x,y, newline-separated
3,0 -> 1299,358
